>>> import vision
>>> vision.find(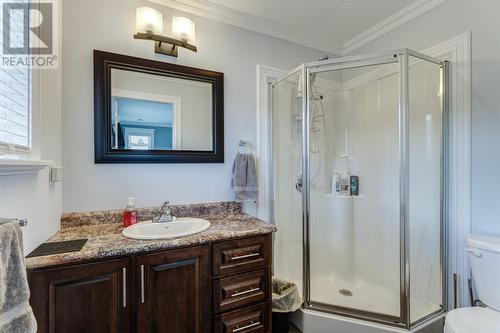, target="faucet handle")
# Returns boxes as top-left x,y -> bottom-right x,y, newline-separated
158,201 -> 169,211
153,201 -> 175,223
